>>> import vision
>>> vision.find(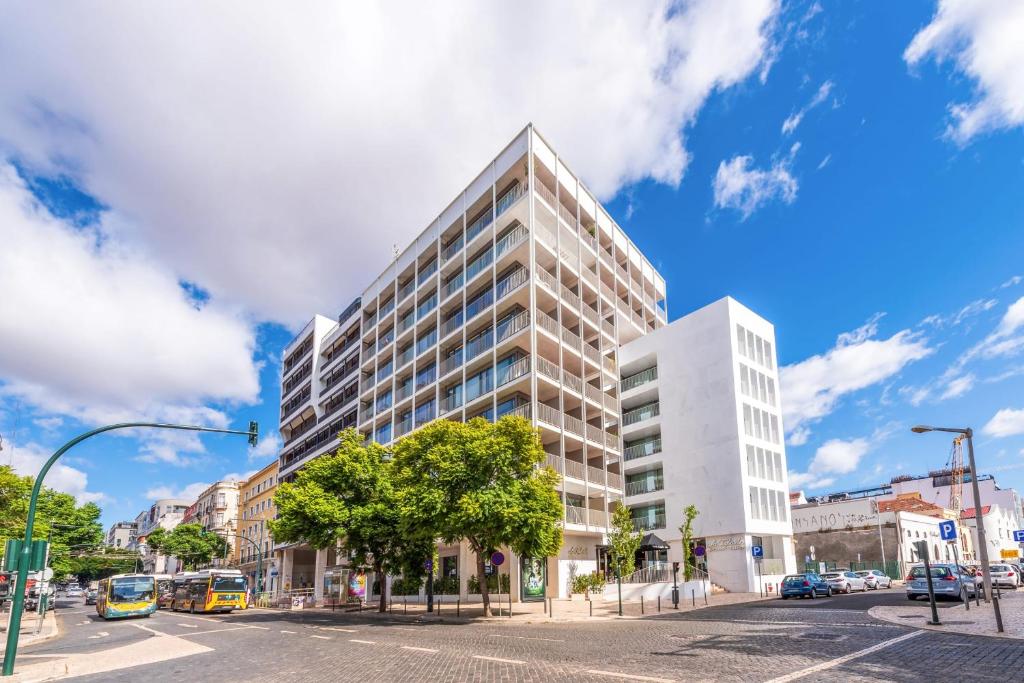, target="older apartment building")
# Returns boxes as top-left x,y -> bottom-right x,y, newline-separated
235,460 -> 279,592
275,124 -> 668,600
189,480 -> 241,558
